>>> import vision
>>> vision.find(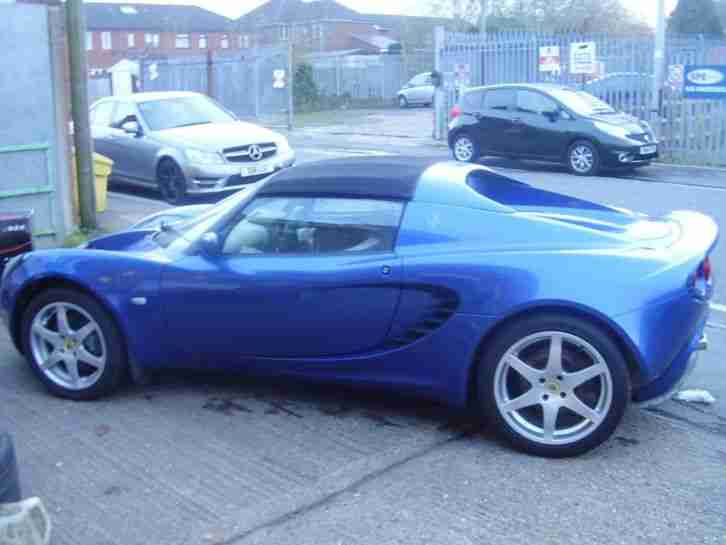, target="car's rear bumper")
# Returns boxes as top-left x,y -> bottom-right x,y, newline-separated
184,150 -> 296,195
633,325 -> 709,408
